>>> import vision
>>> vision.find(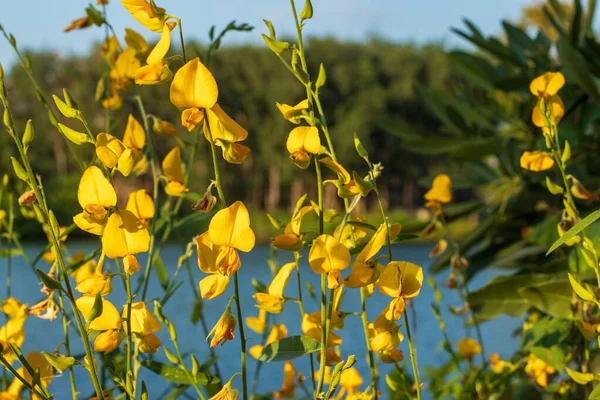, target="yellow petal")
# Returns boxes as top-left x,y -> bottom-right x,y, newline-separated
205,103 -> 248,143
123,114 -> 146,150
286,126 -> 320,155
94,329 -> 122,354
109,48 -> 141,89
285,205 -> 315,236
520,151 -> 555,172
218,141 -> 251,164
76,296 -> 122,331
268,262 -> 296,298
529,72 -> 565,97
266,323 -> 288,345
77,166 -> 117,209
253,293 -> 284,314
276,99 -> 309,123
378,262 -> 401,298
246,309 -> 267,334
457,337 -> 482,359
123,254 -> 142,275
102,210 -> 150,258
199,274 -> 230,299
117,148 -> 135,176
134,62 -> 172,85
122,302 -> 162,335
73,212 -> 106,235
121,0 -> 166,32
355,224 -> 387,264
308,234 -> 351,274
208,201 -> 255,252
147,22 -> 173,64
271,233 -> 303,252
162,146 -> 185,183
400,261 -> 423,298
249,345 -> 264,359
181,107 -> 205,132
165,181 -> 188,196
320,157 -> 351,184
126,189 -> 155,220
139,333 -> 161,353
169,57 -> 218,109
96,133 -> 126,169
